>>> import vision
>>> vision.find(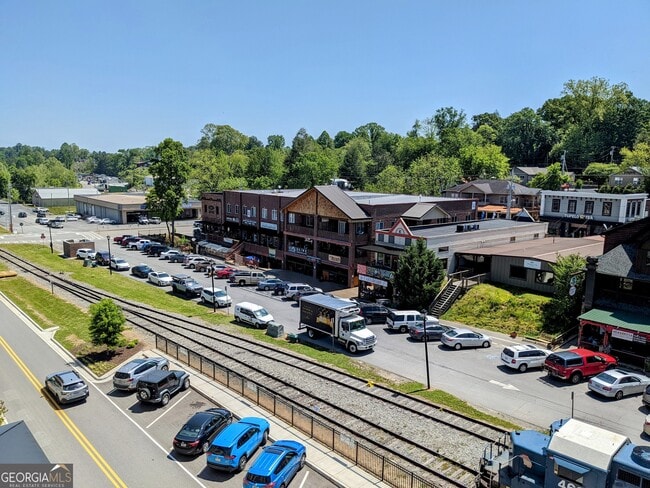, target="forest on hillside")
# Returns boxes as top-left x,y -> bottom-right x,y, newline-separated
2,77 -> 650,203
